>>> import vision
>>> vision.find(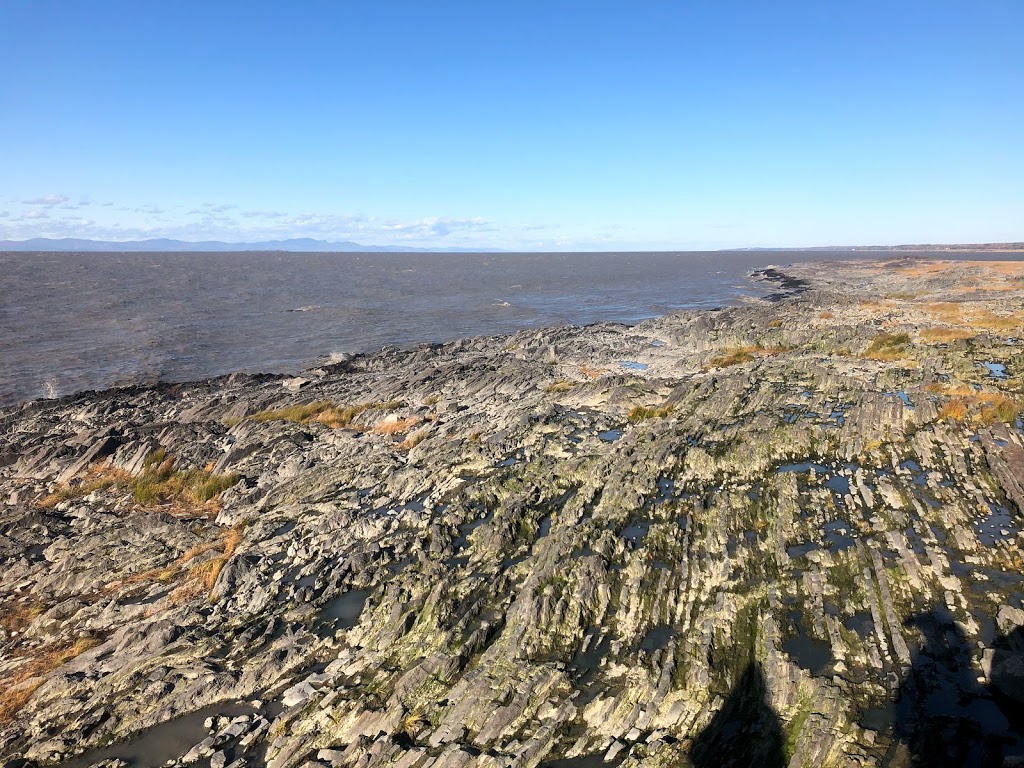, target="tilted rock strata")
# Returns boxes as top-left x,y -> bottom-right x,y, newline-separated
1,258 -> 1024,767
